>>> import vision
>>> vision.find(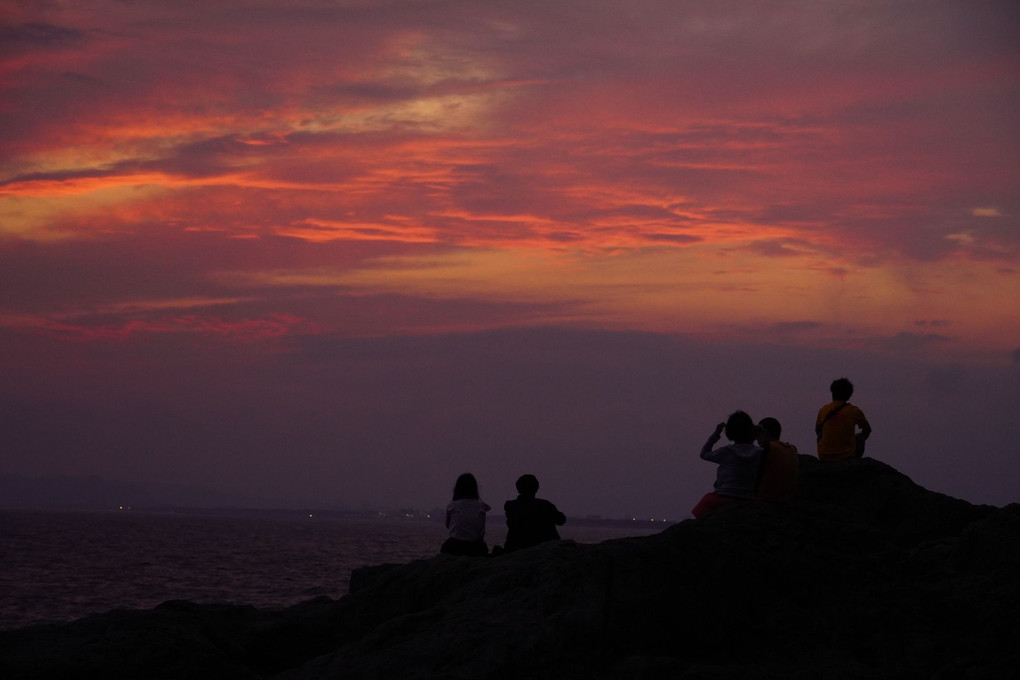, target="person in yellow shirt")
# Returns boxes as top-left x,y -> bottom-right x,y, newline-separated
816,378 -> 872,462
